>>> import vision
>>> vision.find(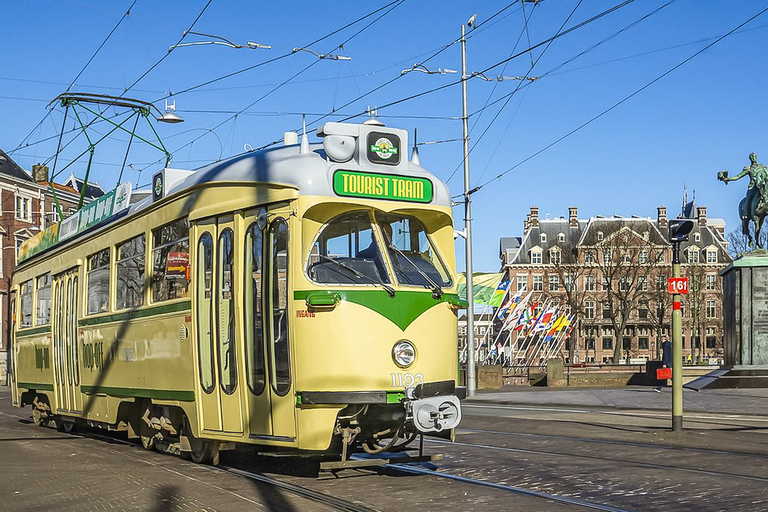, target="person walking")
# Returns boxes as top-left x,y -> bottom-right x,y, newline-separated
654,338 -> 672,392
